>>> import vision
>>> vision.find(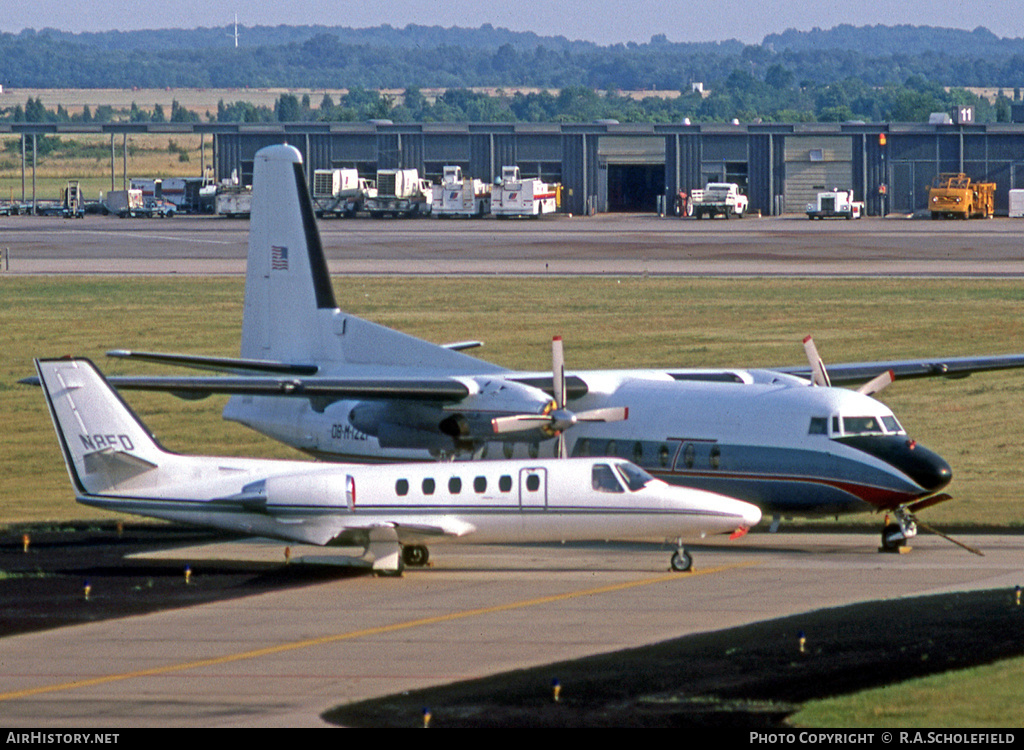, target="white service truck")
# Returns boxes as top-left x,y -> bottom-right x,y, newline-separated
103,189 -> 145,218
312,168 -> 377,218
491,166 -> 559,217
364,169 -> 432,217
431,166 -> 491,217
215,184 -> 253,218
690,182 -> 748,219
806,189 -> 864,219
